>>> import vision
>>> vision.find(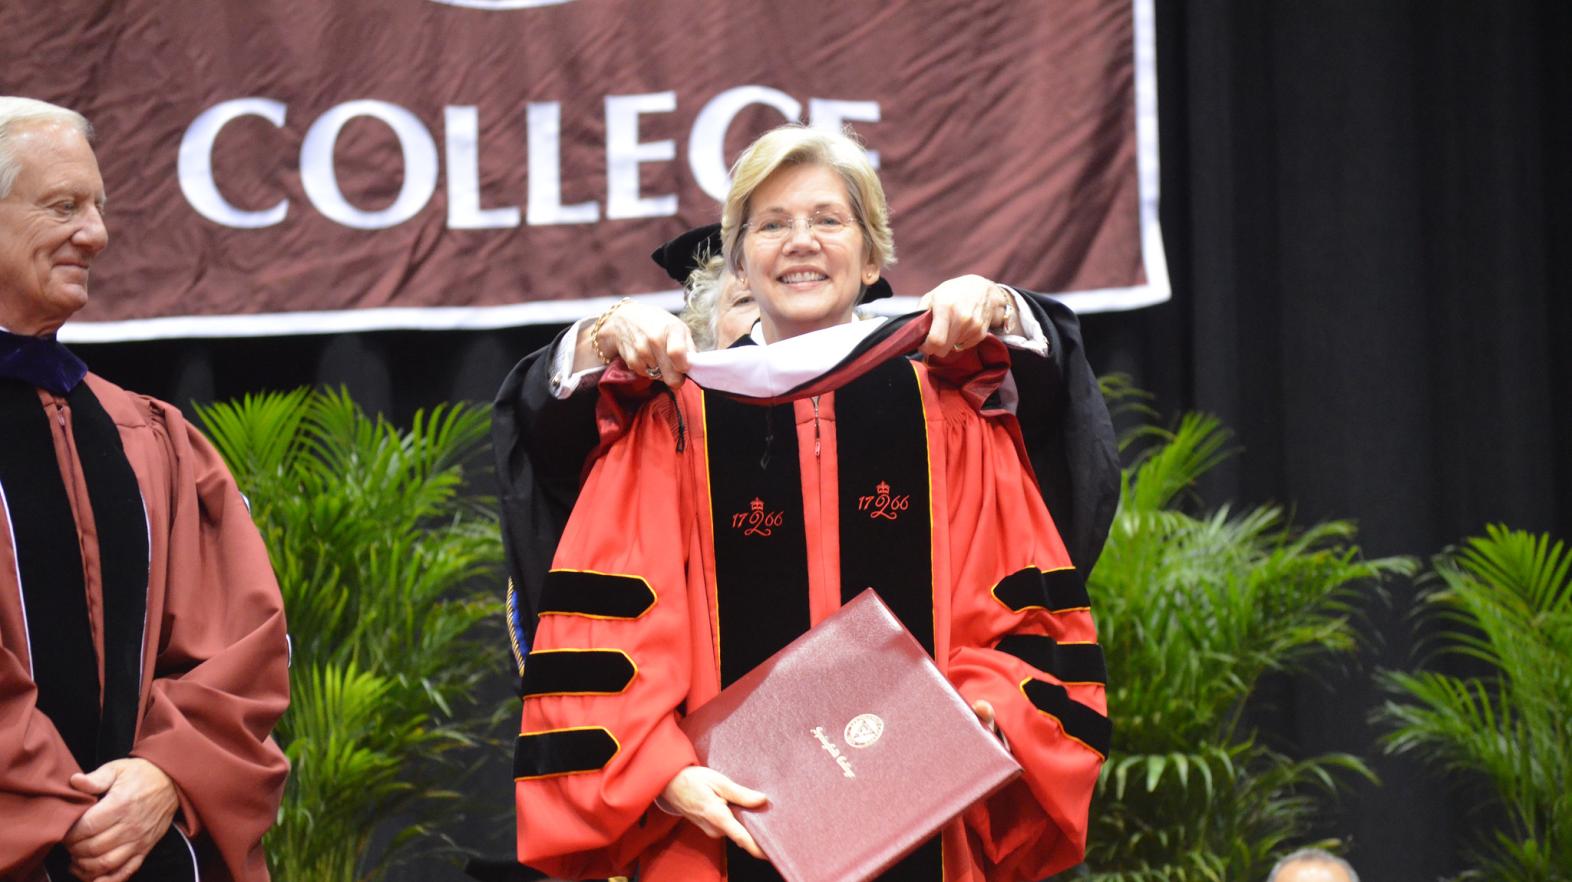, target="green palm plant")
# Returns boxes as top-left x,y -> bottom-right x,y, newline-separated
1375,526 -> 1572,881
1079,407 -> 1413,881
196,388 -> 505,881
